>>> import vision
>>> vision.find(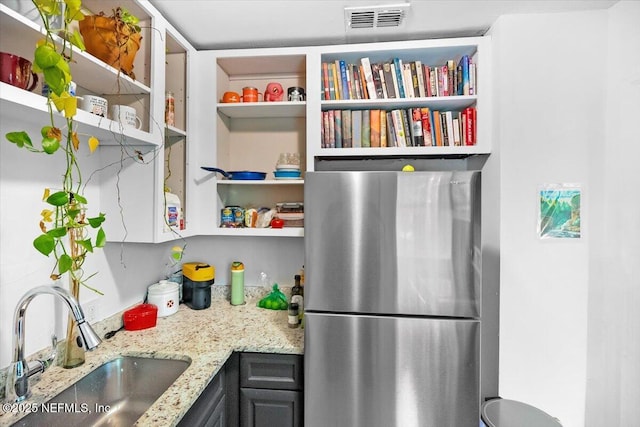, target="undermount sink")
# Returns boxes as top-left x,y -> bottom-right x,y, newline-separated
12,356 -> 191,427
